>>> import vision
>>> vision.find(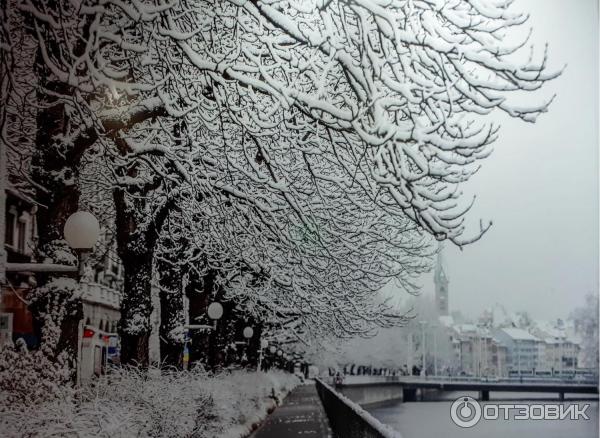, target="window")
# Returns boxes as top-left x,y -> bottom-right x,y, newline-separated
110,259 -> 119,275
0,313 -> 11,331
17,219 -> 27,253
5,211 -> 15,247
